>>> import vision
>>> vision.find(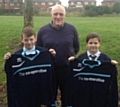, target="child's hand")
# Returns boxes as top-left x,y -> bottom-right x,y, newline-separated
68,56 -> 75,61
4,52 -> 11,60
111,60 -> 118,66
49,48 -> 56,56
